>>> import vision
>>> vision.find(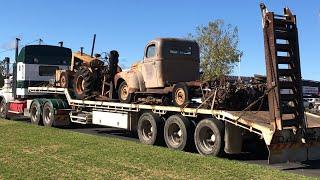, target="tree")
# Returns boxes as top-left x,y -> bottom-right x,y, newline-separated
189,19 -> 243,81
